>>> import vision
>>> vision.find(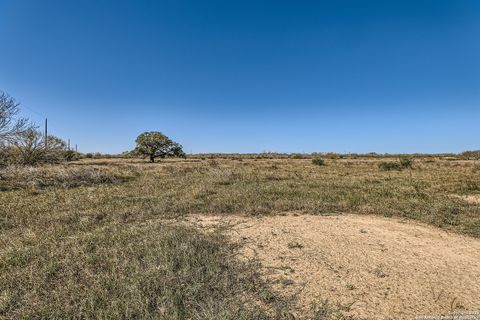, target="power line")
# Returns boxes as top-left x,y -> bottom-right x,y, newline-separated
18,102 -> 79,153
20,104 -> 46,118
